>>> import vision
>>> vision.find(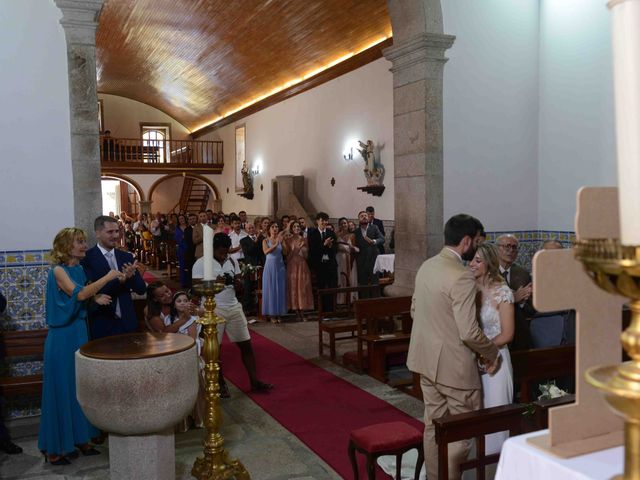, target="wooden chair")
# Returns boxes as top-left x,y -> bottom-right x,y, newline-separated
317,285 -> 381,360
353,296 -> 412,380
